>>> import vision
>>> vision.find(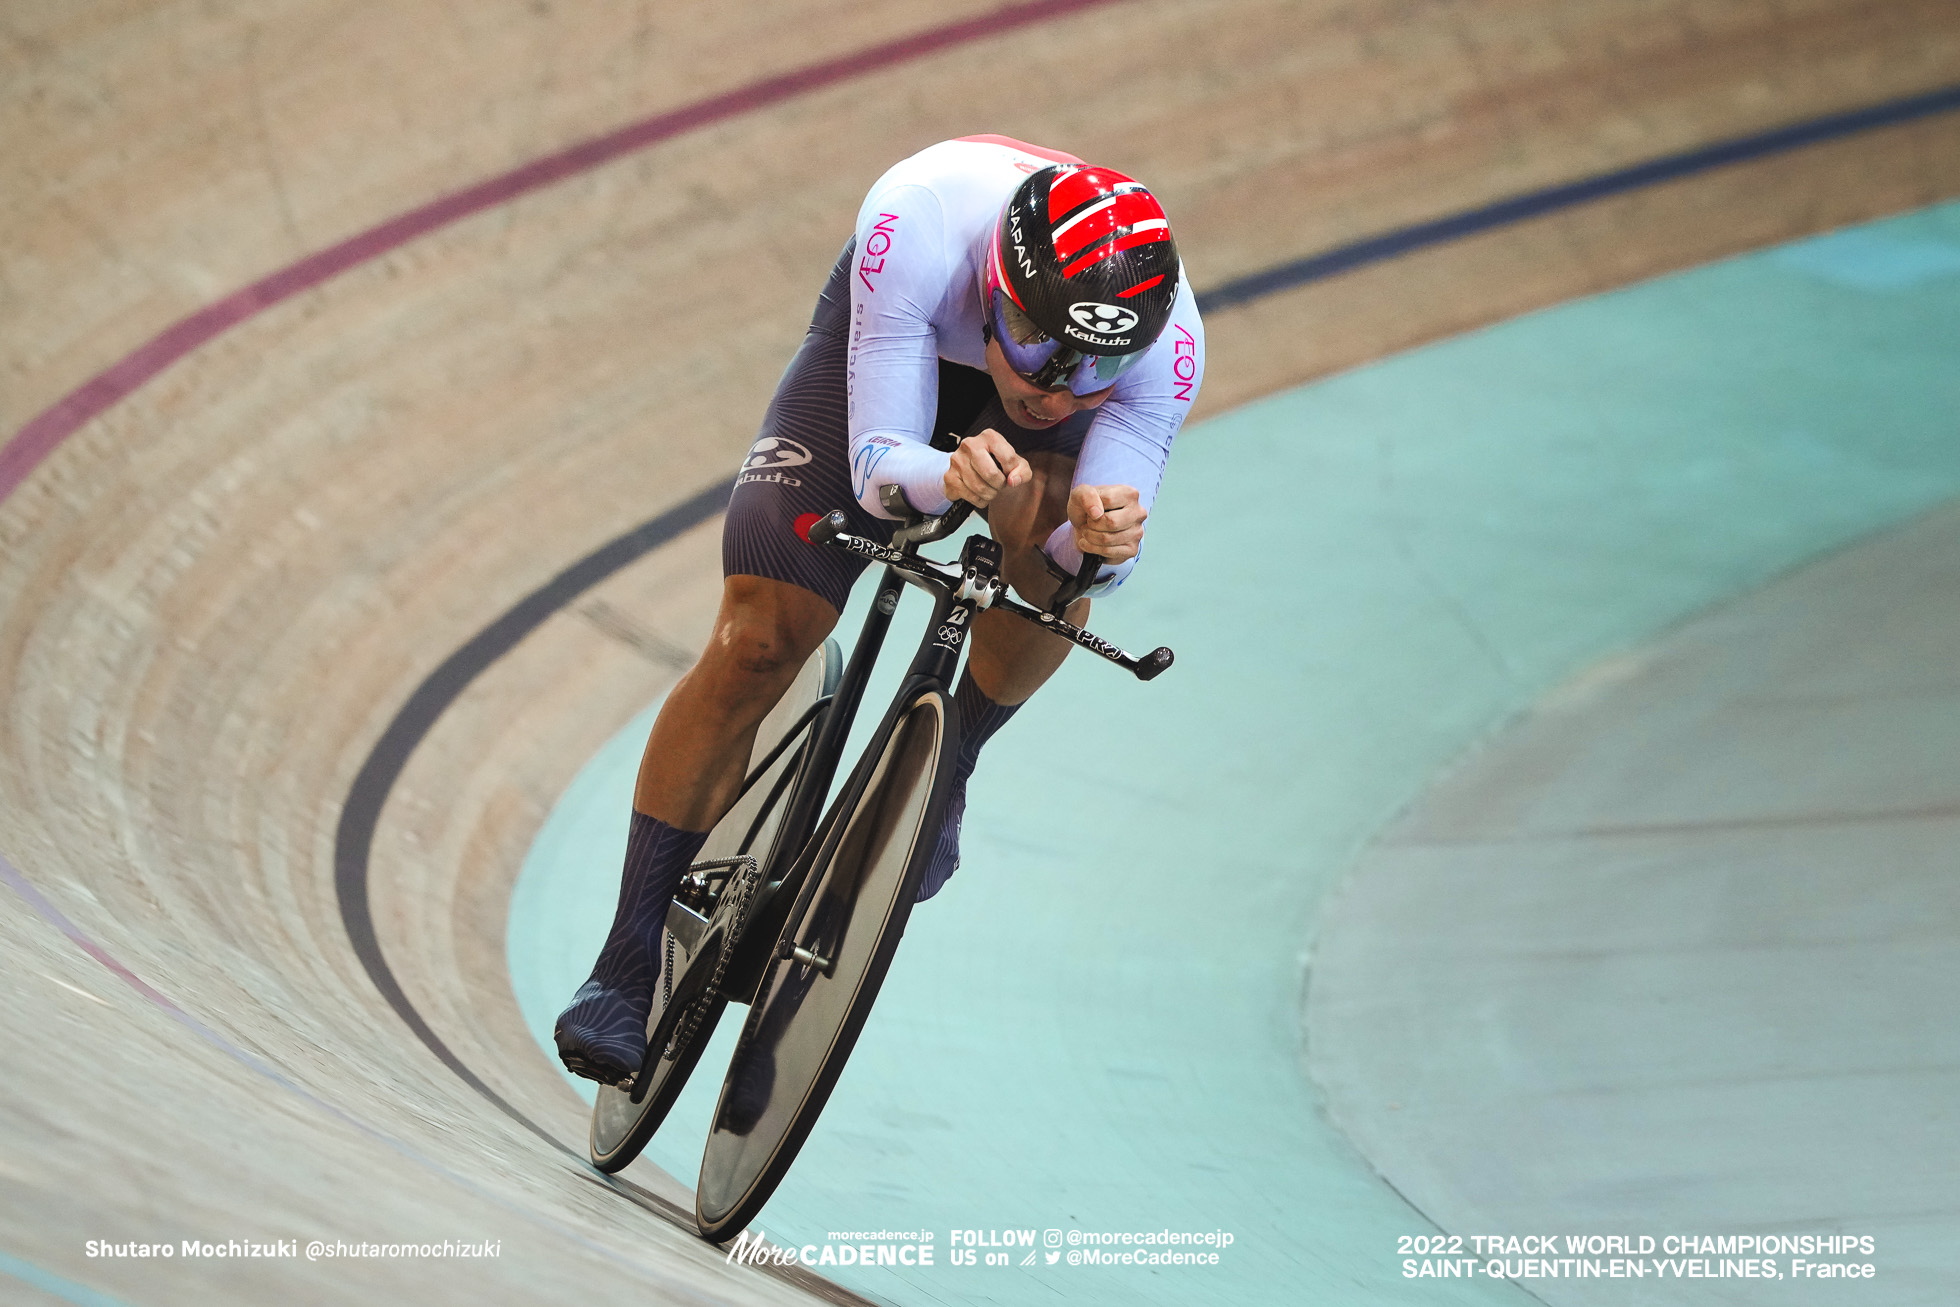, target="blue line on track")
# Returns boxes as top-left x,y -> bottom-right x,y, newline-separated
0,1250 -> 130,1307
1198,80 -> 1960,311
